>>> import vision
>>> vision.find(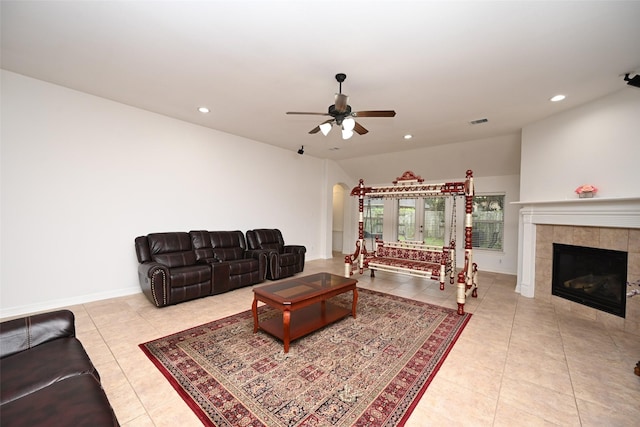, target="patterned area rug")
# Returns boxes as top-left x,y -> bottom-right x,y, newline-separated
139,288 -> 471,426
